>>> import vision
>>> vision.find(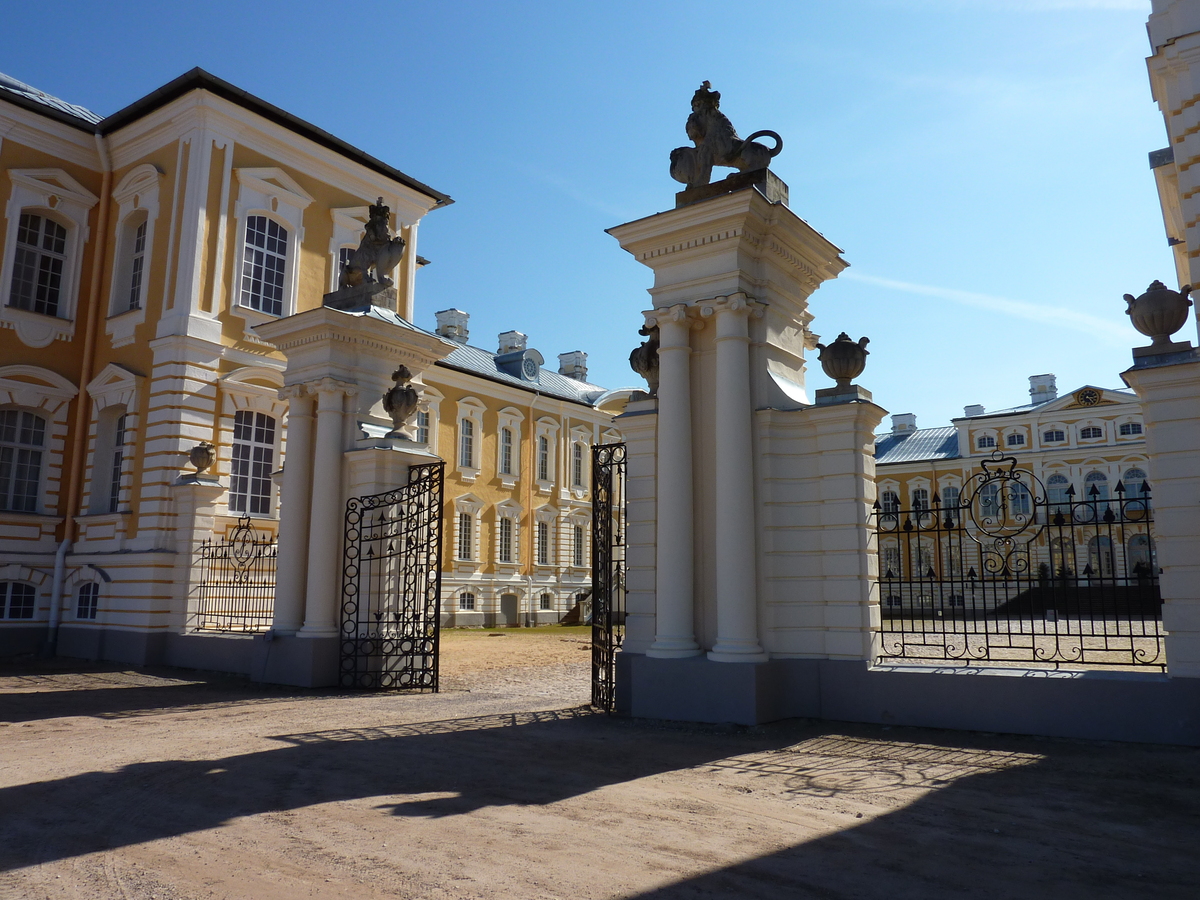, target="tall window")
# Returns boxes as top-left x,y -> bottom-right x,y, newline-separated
537,521 -> 550,565
880,490 -> 900,514
1123,467 -> 1148,489
498,516 -> 514,563
459,418 -> 474,468
77,582 -> 99,620
941,486 -> 960,510
230,411 -> 275,515
458,591 -> 476,611
537,435 -> 550,481
0,582 -> 35,619
1047,474 -> 1071,512
1008,482 -> 1032,517
9,213 -> 67,316
107,413 -> 127,513
458,512 -> 473,560
1084,471 -> 1109,501
239,216 -> 288,316
912,488 -> 929,511
500,428 -> 514,475
0,409 -> 45,512
125,219 -> 148,311
415,410 -> 429,444
573,524 -> 585,567
572,442 -> 584,487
